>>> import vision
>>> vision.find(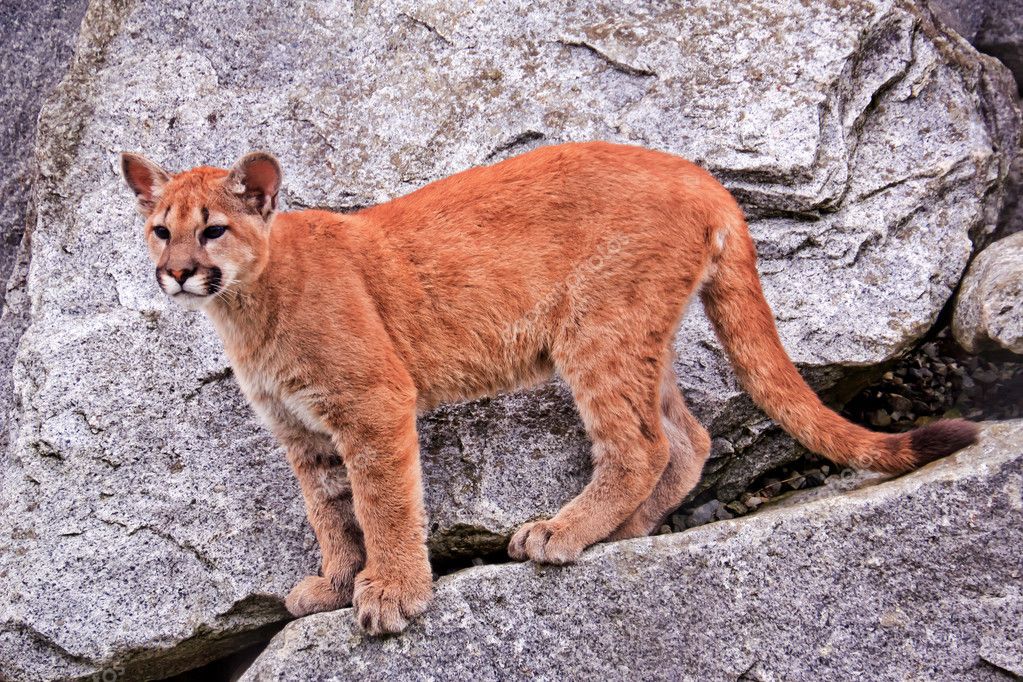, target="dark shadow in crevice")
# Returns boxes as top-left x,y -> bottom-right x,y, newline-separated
157,621 -> 288,682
